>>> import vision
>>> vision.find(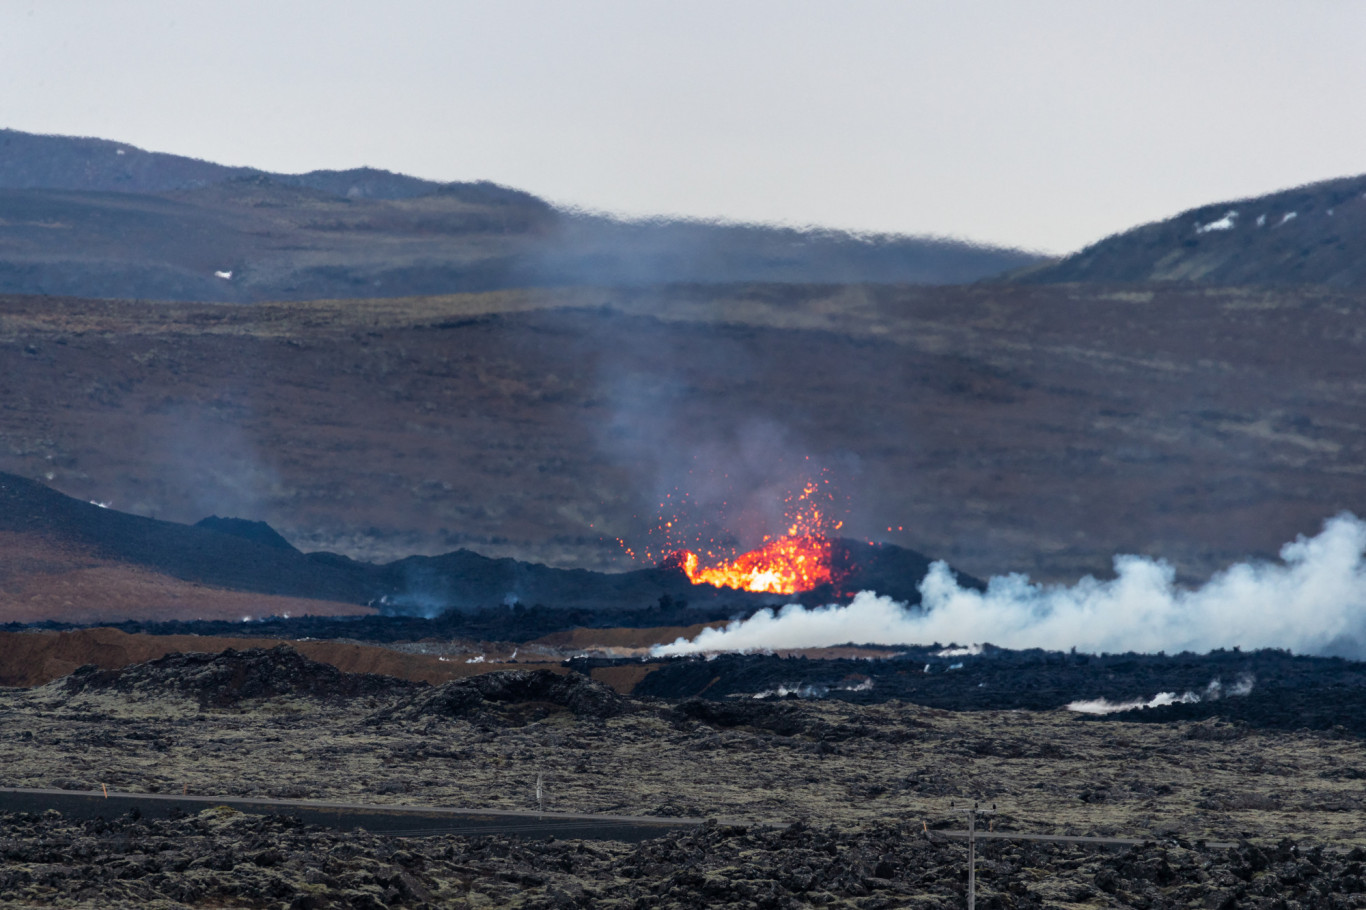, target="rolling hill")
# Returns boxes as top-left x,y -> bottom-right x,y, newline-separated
1019,172 -> 1366,287
0,128 -> 1040,301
